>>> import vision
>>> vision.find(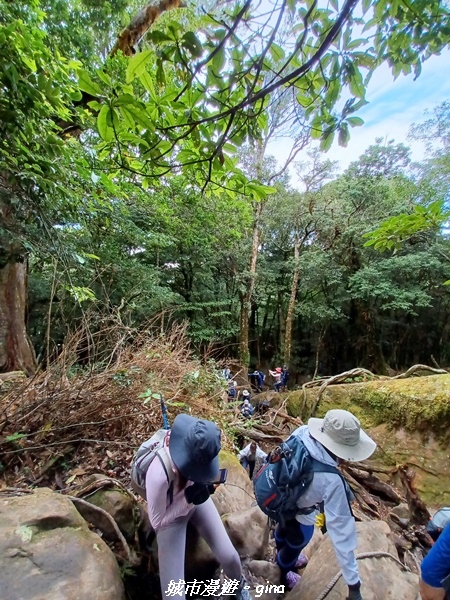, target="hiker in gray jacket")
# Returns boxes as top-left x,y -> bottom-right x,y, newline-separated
238,441 -> 267,480
275,410 -> 376,599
